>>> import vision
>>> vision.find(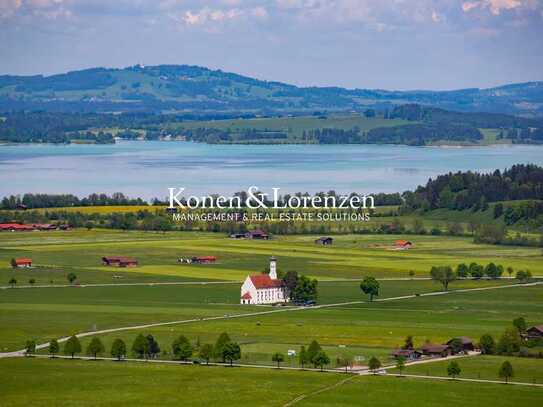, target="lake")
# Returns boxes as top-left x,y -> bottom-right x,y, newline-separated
2,141 -> 543,200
